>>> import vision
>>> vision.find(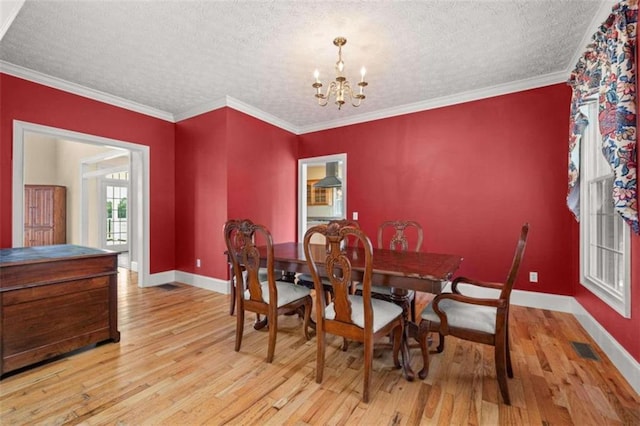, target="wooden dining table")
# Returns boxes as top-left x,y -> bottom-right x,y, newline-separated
257,242 -> 463,381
